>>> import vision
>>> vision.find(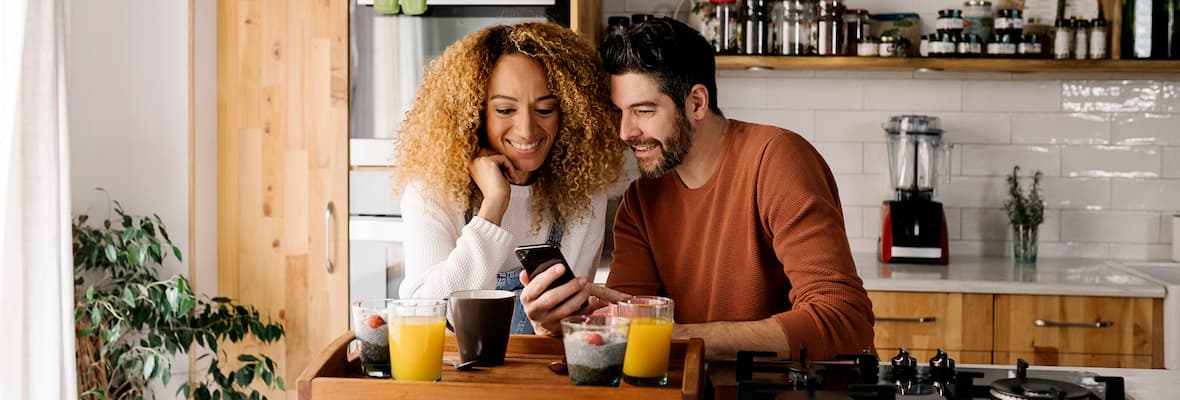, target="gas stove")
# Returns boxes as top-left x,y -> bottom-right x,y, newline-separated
707,349 -> 1129,400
